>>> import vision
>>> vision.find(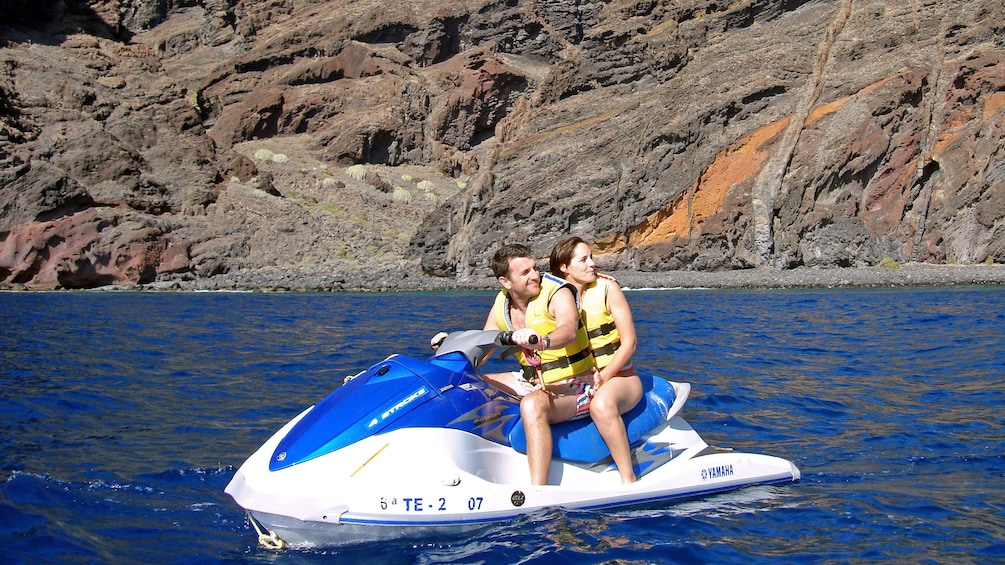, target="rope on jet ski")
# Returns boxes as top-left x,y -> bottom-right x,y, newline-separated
524,347 -> 545,390
247,511 -> 286,550
521,334 -> 545,391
